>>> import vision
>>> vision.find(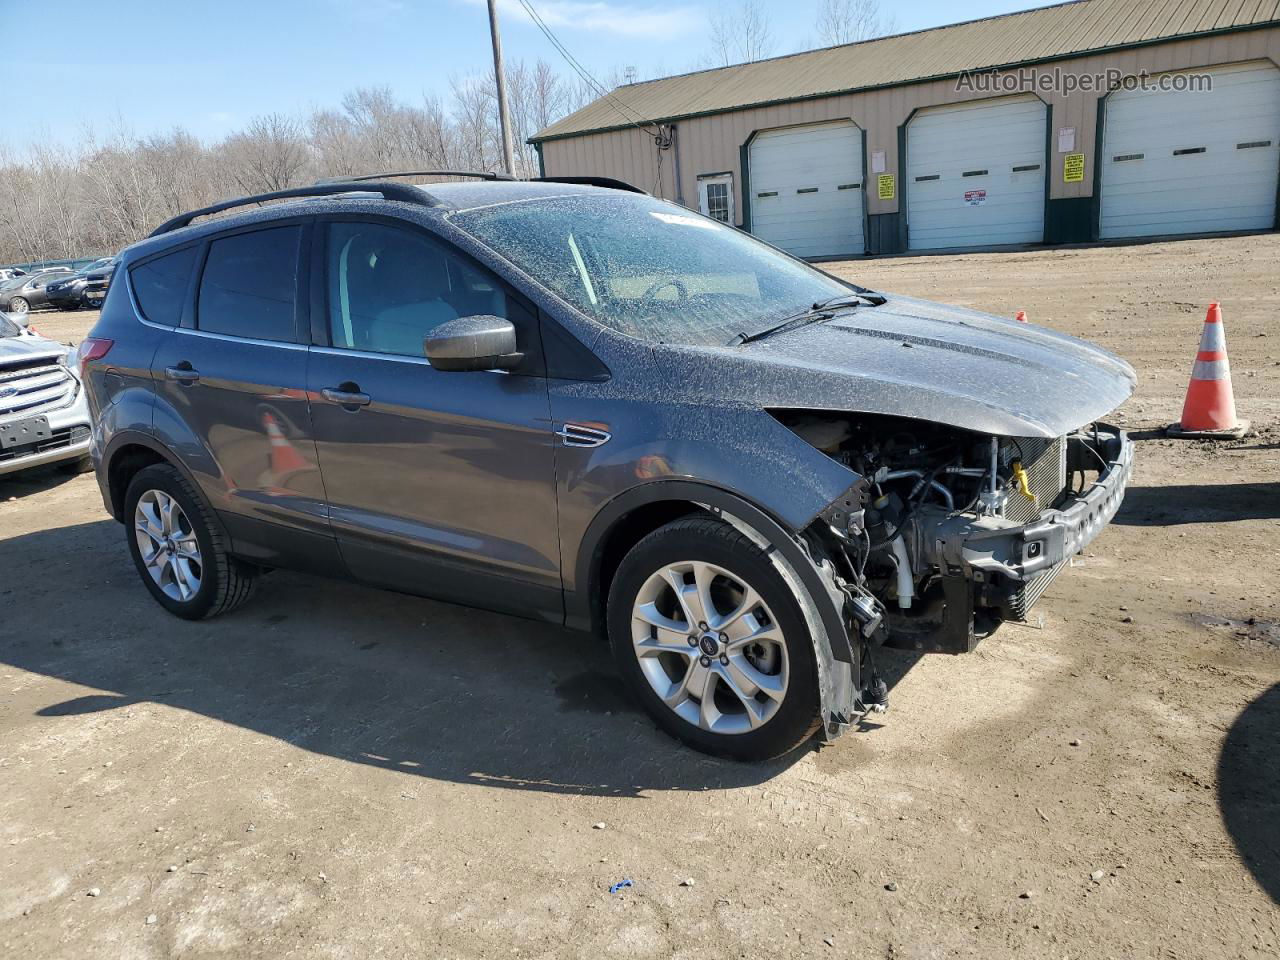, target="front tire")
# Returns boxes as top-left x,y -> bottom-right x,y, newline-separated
607,517 -> 821,760
123,464 -> 256,620
8,296 -> 28,314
